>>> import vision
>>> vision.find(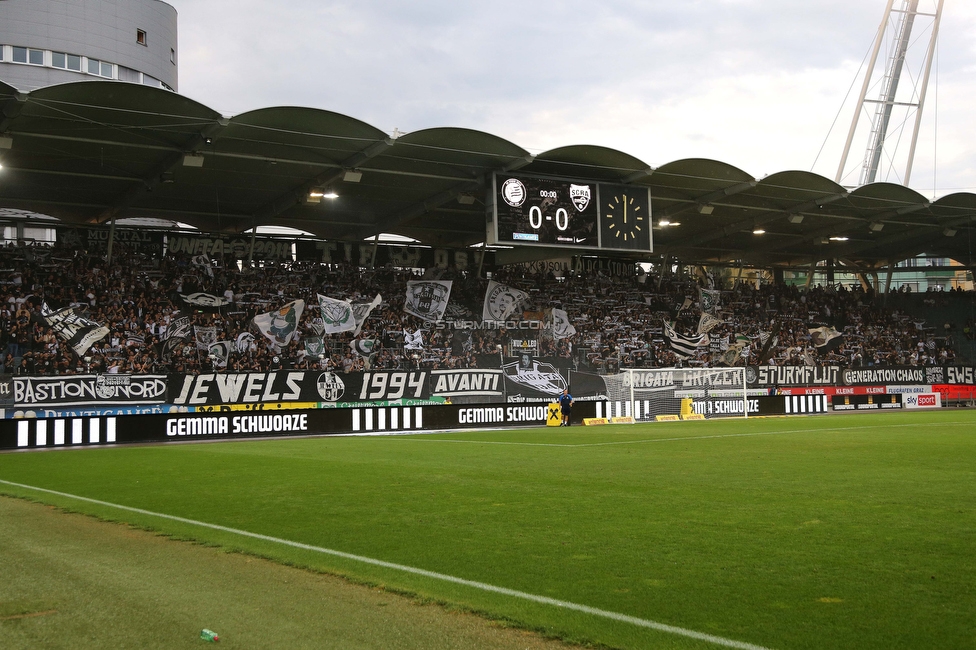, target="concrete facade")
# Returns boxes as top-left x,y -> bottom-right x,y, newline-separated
0,0 -> 177,91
